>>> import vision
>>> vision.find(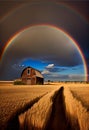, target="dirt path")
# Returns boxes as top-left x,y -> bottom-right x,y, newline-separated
45,87 -> 71,130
